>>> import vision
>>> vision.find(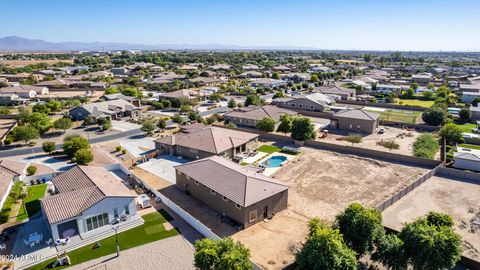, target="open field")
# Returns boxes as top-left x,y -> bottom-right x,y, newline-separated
364,108 -> 421,124
233,147 -> 430,269
382,176 -> 480,261
321,125 -> 422,156
455,123 -> 477,133
395,98 -> 434,108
